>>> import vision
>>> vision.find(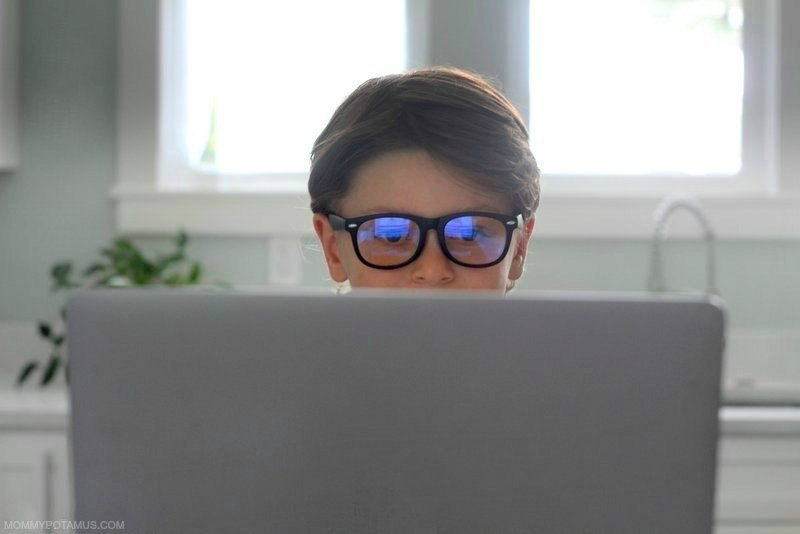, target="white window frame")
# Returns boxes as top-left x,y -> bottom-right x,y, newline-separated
115,0 -> 430,237
114,0 -> 800,239
528,0 -> 779,197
